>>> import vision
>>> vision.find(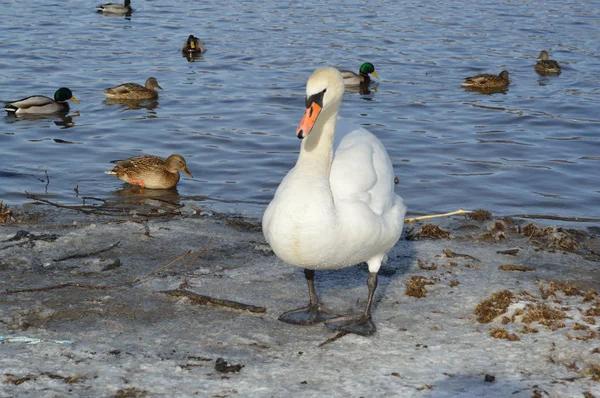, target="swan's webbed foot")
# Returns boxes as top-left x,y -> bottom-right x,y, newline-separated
279,303 -> 337,325
324,314 -> 376,336
324,272 -> 379,336
279,268 -> 336,325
